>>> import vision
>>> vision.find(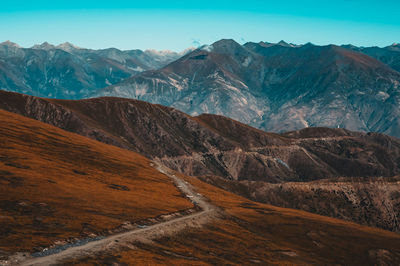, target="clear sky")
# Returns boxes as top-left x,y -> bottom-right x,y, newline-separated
1,0 -> 399,51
